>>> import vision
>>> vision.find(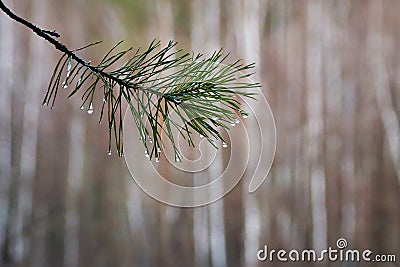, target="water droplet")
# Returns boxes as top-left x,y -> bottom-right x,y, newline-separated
43,102 -> 48,106
87,103 -> 94,114
175,155 -> 181,162
211,116 -> 218,121
62,82 -> 68,89
199,134 -> 204,138
175,99 -> 182,104
155,157 -> 160,163
66,58 -> 72,77
157,148 -> 162,153
80,105 -> 85,110
234,118 -> 240,124
108,150 -> 112,156
145,150 -> 150,158
222,142 -> 228,148
102,98 -> 106,102
230,121 -> 236,126
240,110 -> 249,119
77,77 -> 82,86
